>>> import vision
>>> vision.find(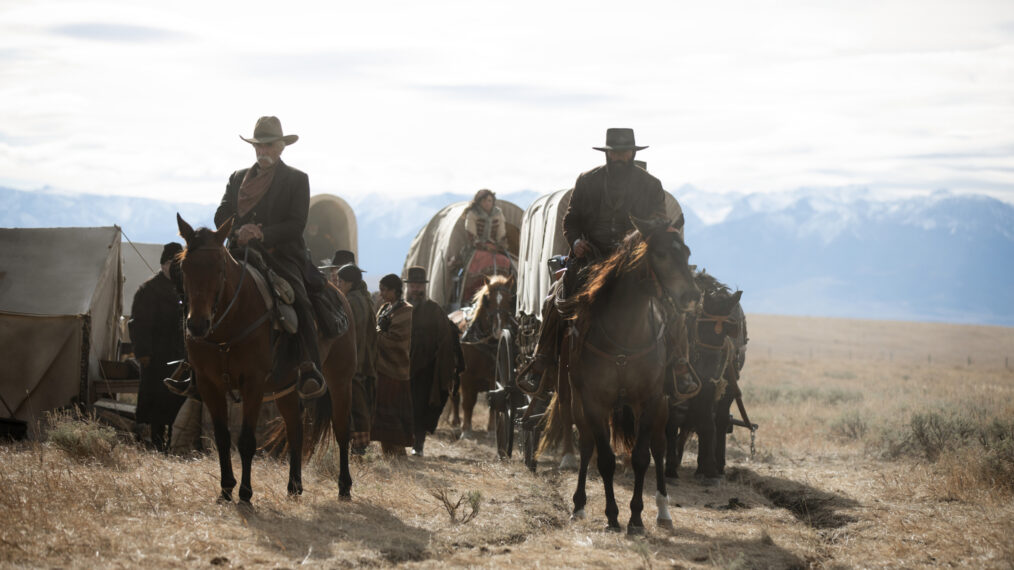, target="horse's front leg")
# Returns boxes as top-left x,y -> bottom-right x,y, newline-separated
664,405 -> 681,479
238,383 -> 264,503
651,402 -> 674,530
627,408 -> 654,535
203,387 -> 236,502
276,393 -> 304,496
